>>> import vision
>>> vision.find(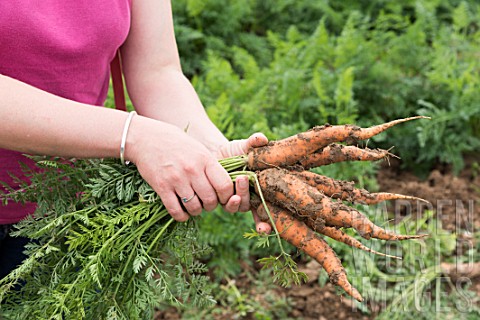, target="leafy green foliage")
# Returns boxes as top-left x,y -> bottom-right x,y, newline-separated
177,0 -> 480,173
196,20 -> 364,142
196,209 -> 255,278
0,159 -> 215,319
